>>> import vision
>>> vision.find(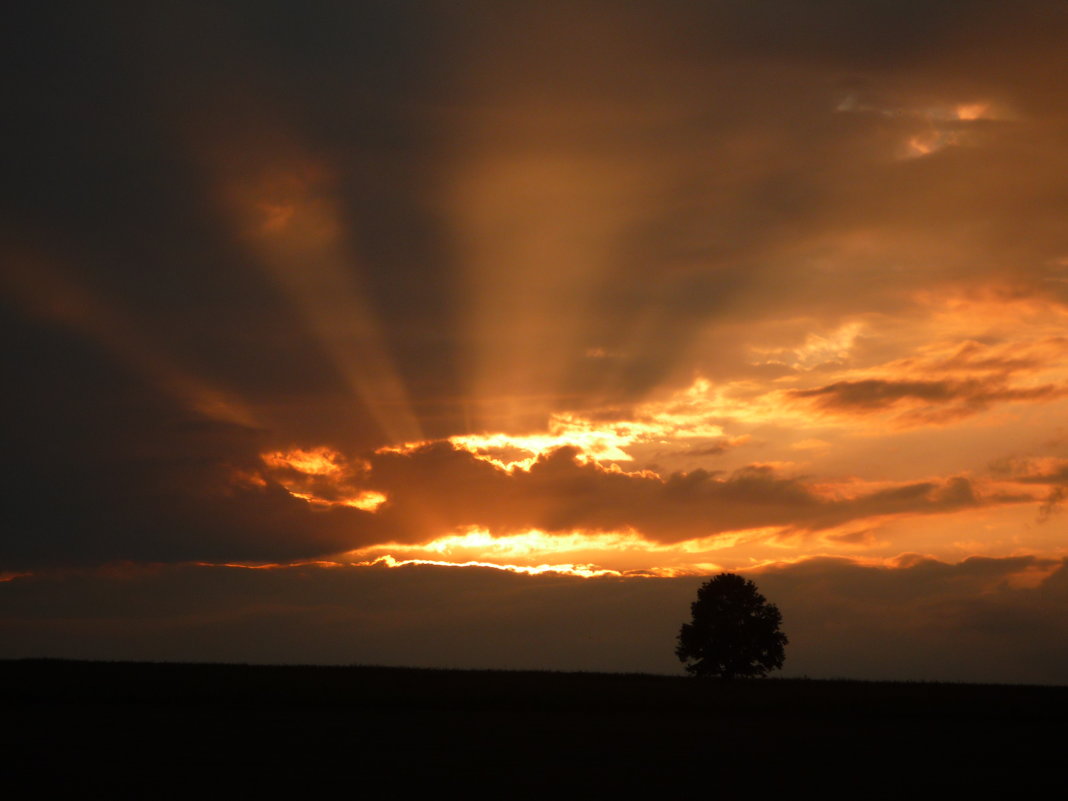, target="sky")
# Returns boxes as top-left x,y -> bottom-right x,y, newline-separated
4,1 -> 1068,684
